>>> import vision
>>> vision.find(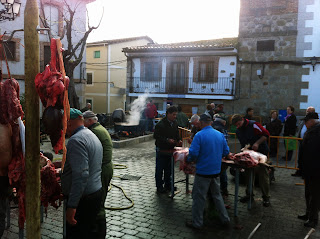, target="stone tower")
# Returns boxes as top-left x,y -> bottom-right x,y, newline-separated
234,0 -> 317,117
